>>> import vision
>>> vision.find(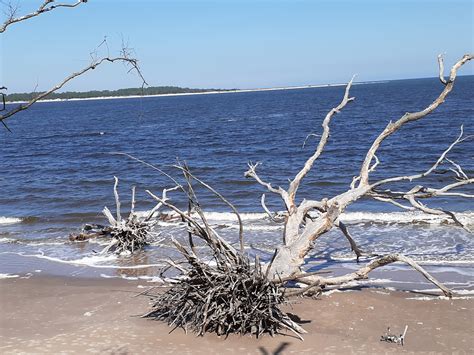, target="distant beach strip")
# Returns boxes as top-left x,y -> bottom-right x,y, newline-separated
5,81 -> 389,105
